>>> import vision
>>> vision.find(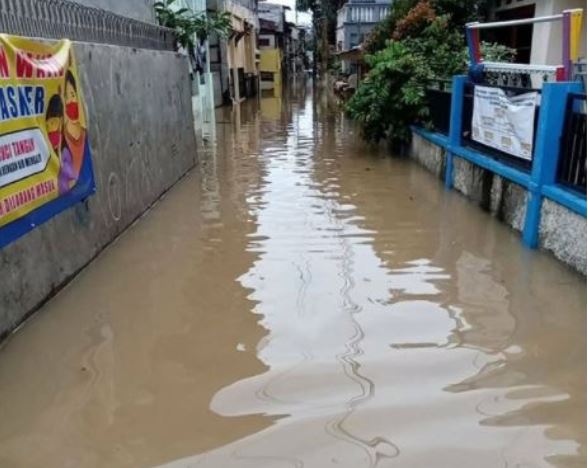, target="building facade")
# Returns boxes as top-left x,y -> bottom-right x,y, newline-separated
258,3 -> 306,91
258,2 -> 286,91
208,0 -> 259,106
172,0 -> 216,141
488,0 -> 586,69
336,0 -> 392,73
